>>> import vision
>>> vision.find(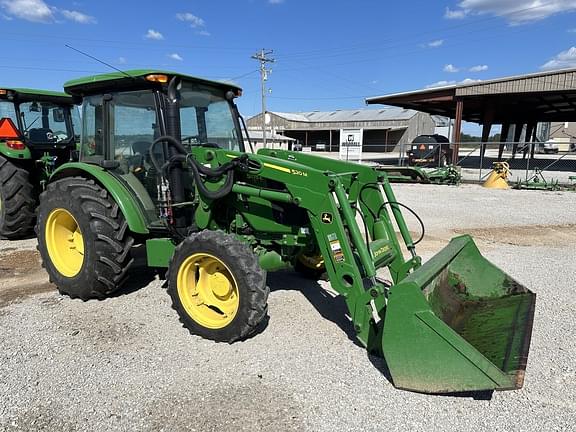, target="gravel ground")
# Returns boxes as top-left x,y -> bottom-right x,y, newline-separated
1,184 -> 575,432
